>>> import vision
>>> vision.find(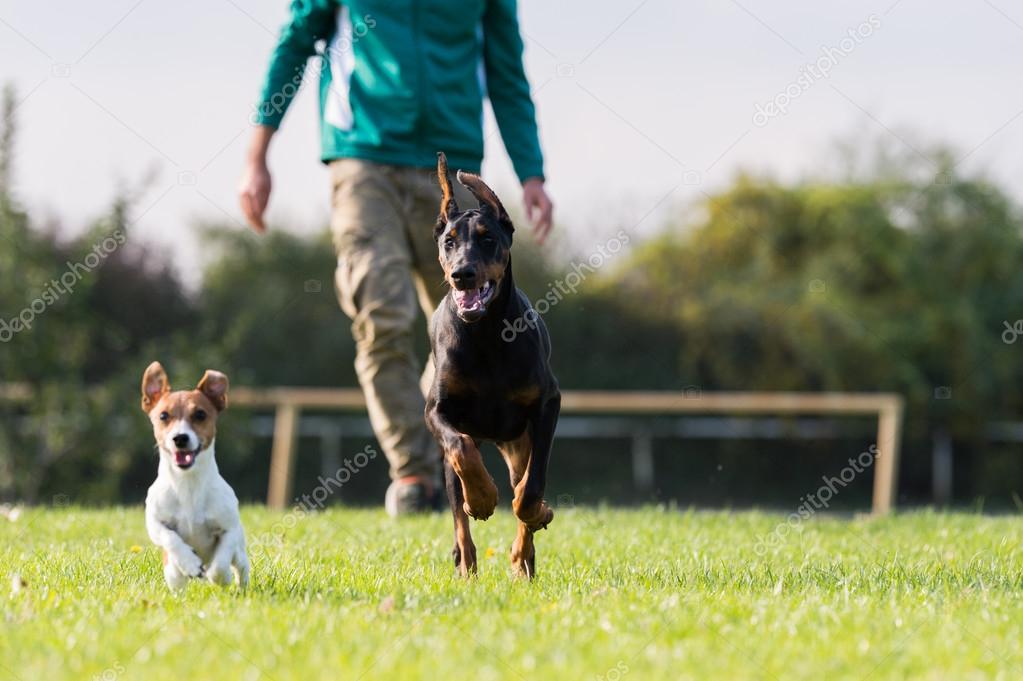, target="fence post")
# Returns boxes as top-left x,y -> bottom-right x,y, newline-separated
931,429 -> 953,507
631,428 -> 655,494
872,398 -> 903,515
267,403 -> 299,510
